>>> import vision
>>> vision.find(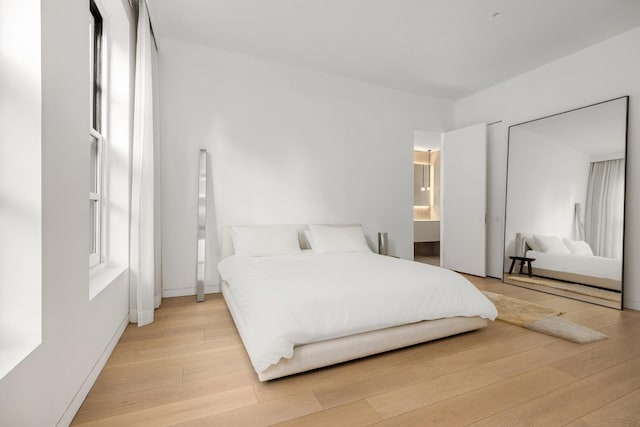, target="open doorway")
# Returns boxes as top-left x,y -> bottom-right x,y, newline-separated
413,125 -> 488,276
413,130 -> 441,266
